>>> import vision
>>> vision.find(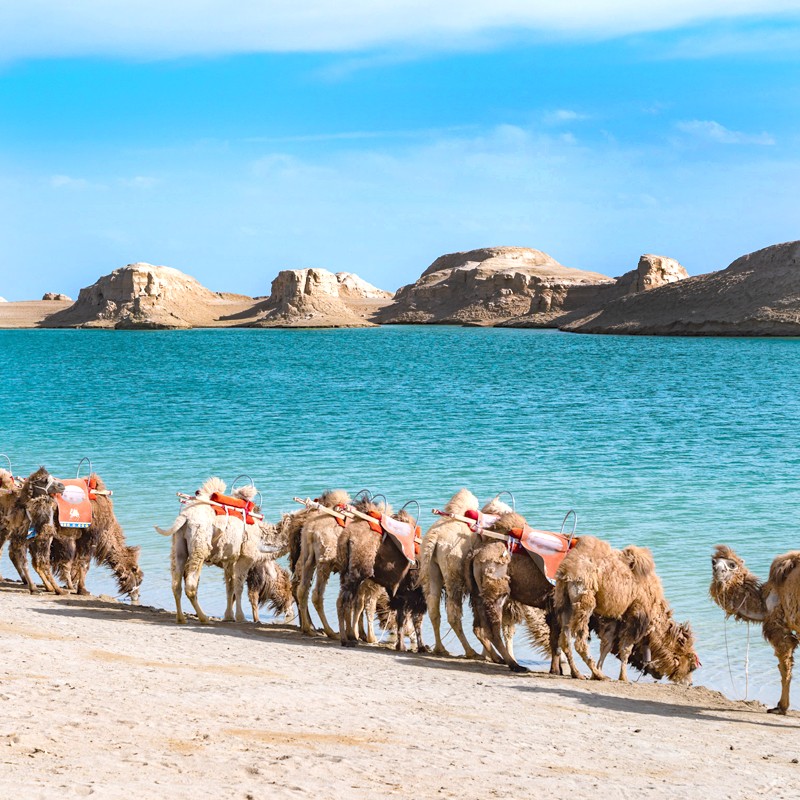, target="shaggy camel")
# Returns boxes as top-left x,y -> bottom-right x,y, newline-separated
294,489 -> 351,637
246,556 -> 294,624
710,544 -> 800,714
0,469 -> 20,578
155,478 -> 281,624
8,467 -> 68,594
336,500 -> 427,651
556,535 -> 698,684
465,511 -> 563,673
49,473 -> 143,602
